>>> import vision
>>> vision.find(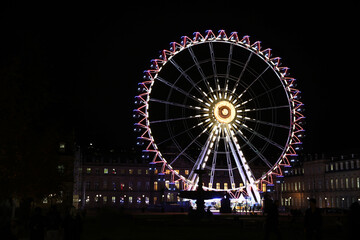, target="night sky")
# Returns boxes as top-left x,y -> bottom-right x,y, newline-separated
1,2 -> 359,154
